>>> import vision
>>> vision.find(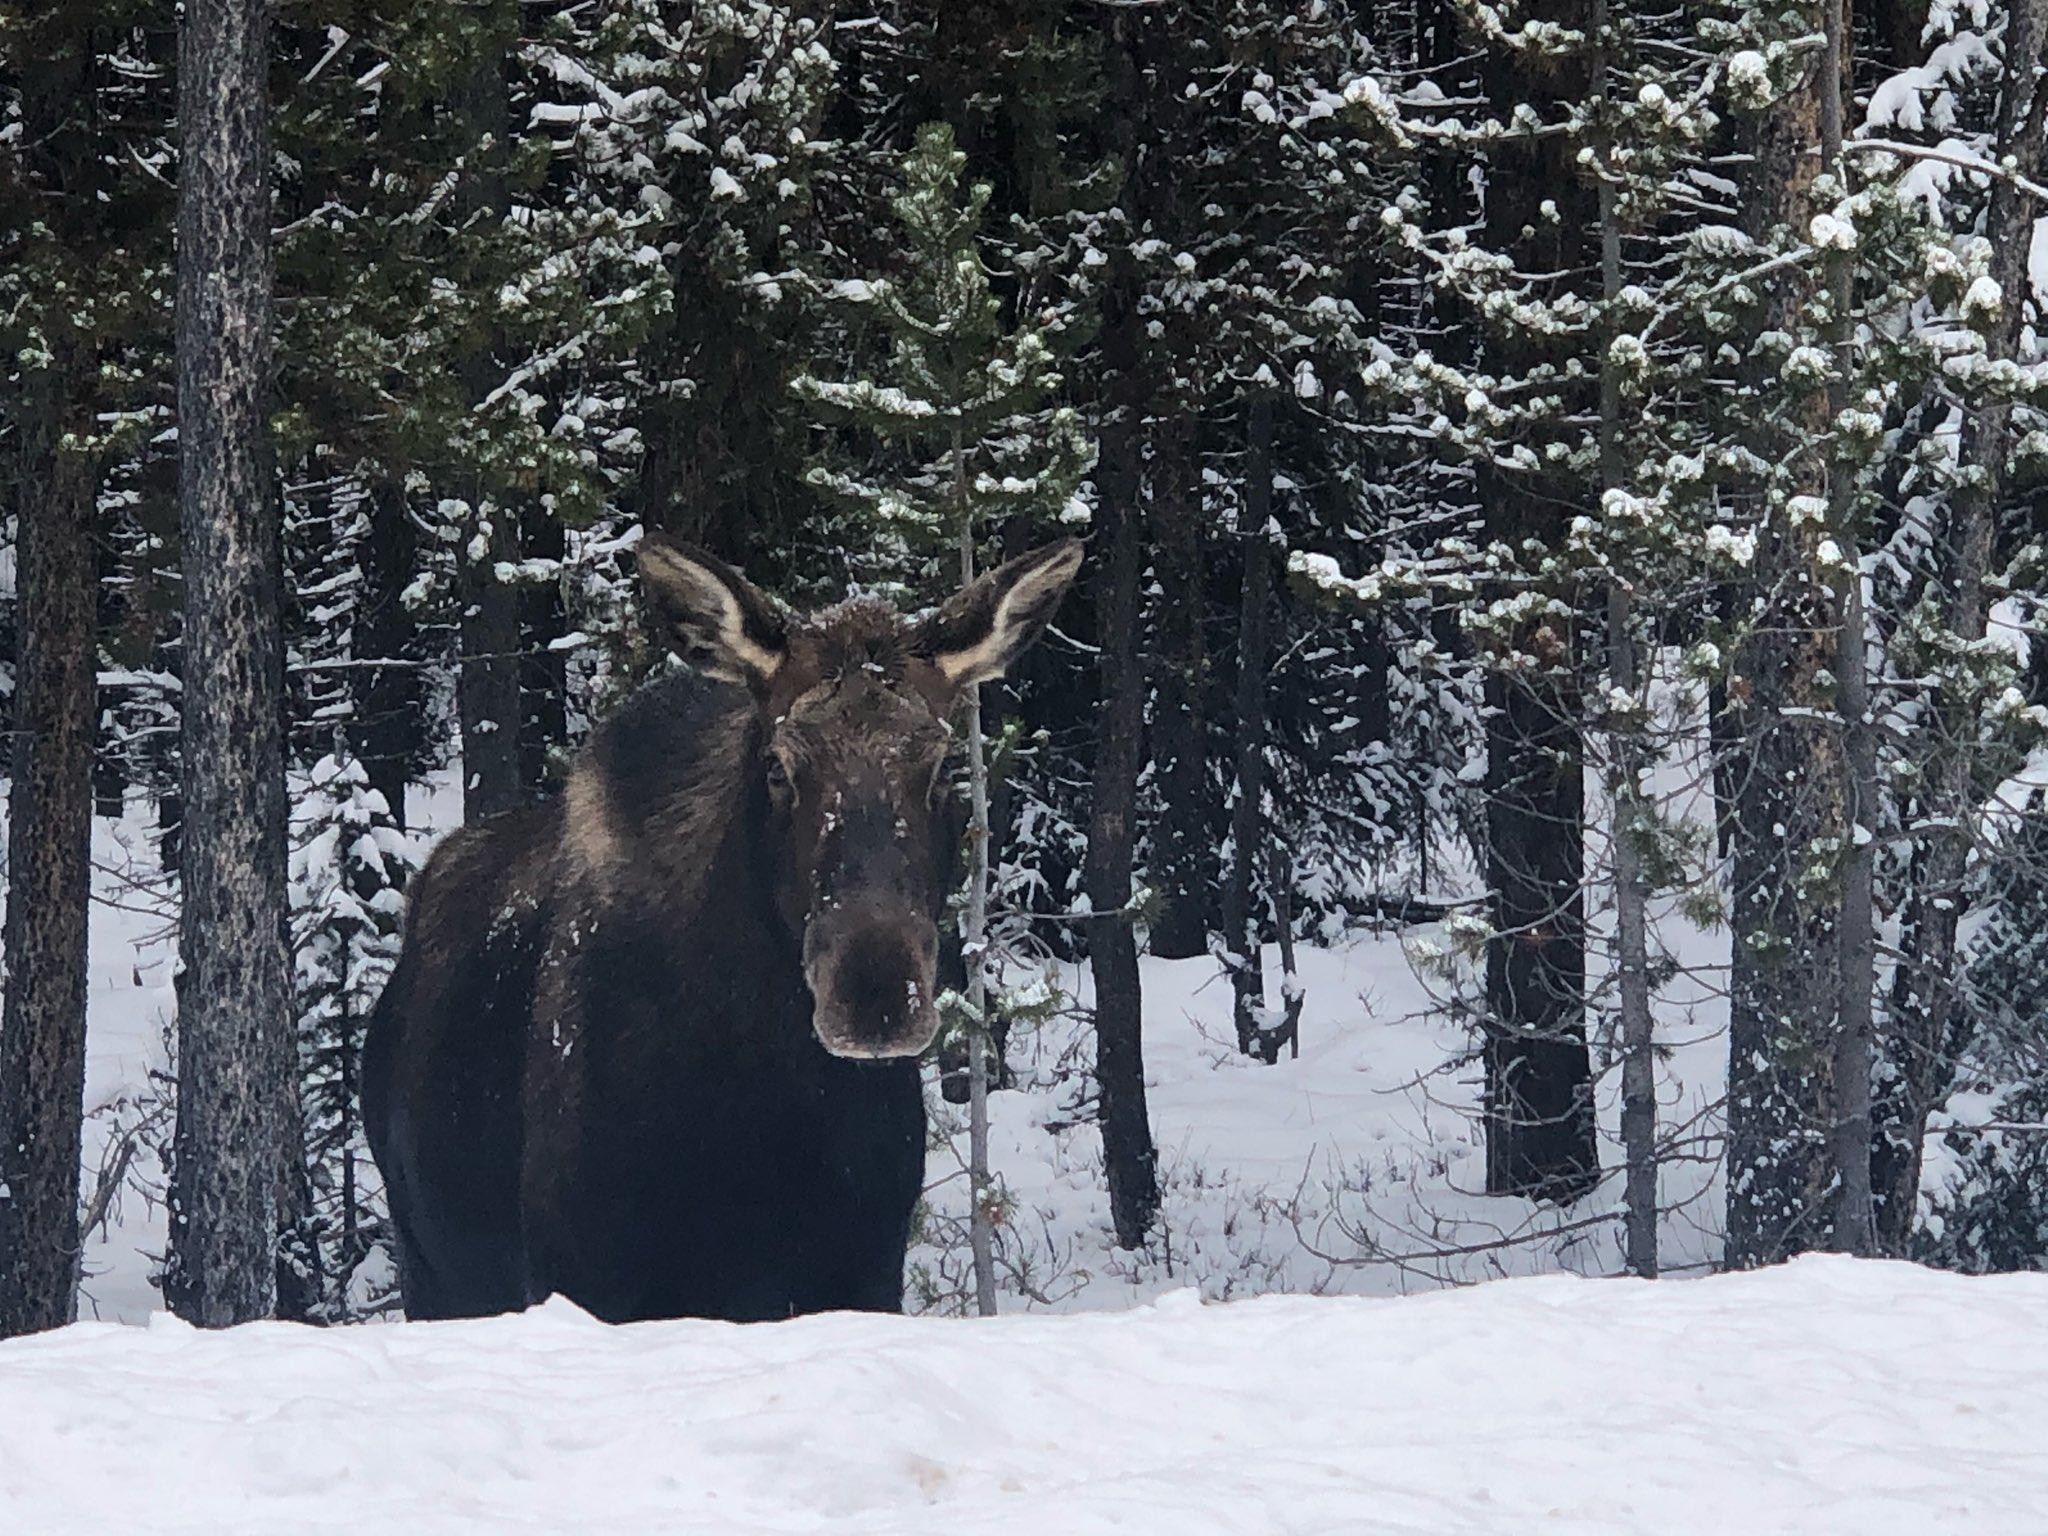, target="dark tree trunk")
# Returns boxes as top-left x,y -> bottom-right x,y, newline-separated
454,531 -> 523,826
453,49 -> 523,824
1086,482 -> 1159,1249
157,787 -> 184,876
167,0 -> 292,1327
1481,667 -> 1595,1201
0,19 -> 100,1342
1224,398 -> 1276,1058
1085,115 -> 1160,1241
520,509 -> 569,794
359,476 -> 421,833
92,754 -> 126,820
1725,23 -> 1844,1266
0,401 -> 99,1339
1475,0 -> 1597,1203
1860,0 -> 1931,79
454,518 -> 522,823
1725,592 -> 1844,1263
1147,417 -> 1210,960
